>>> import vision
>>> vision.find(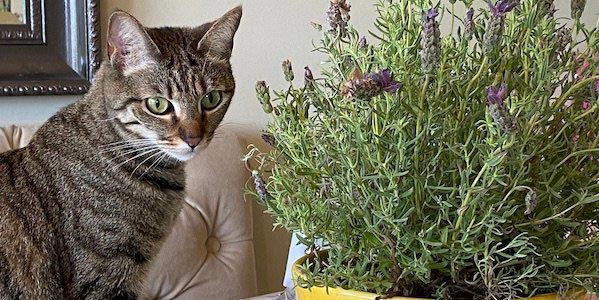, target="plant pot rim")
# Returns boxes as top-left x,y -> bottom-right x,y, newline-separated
291,251 -> 588,300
